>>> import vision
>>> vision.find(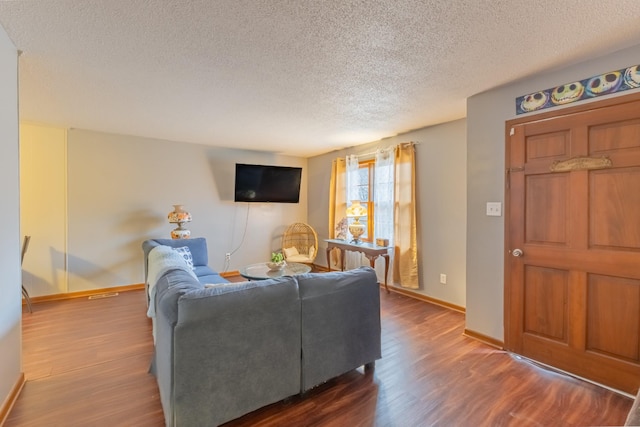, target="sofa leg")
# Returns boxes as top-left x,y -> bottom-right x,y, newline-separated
283,395 -> 299,404
364,361 -> 375,373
